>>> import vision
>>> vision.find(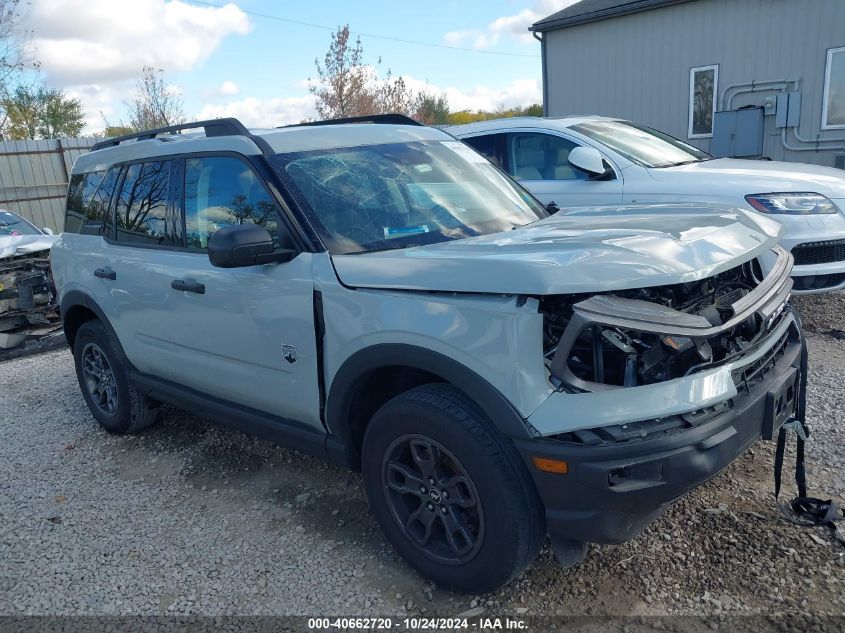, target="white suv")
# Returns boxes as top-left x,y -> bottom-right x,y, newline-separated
450,116 -> 845,293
